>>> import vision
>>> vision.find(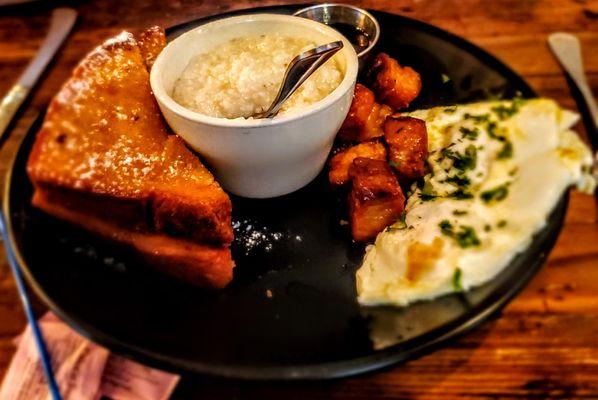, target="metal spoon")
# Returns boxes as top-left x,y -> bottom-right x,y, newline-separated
253,40 -> 343,119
